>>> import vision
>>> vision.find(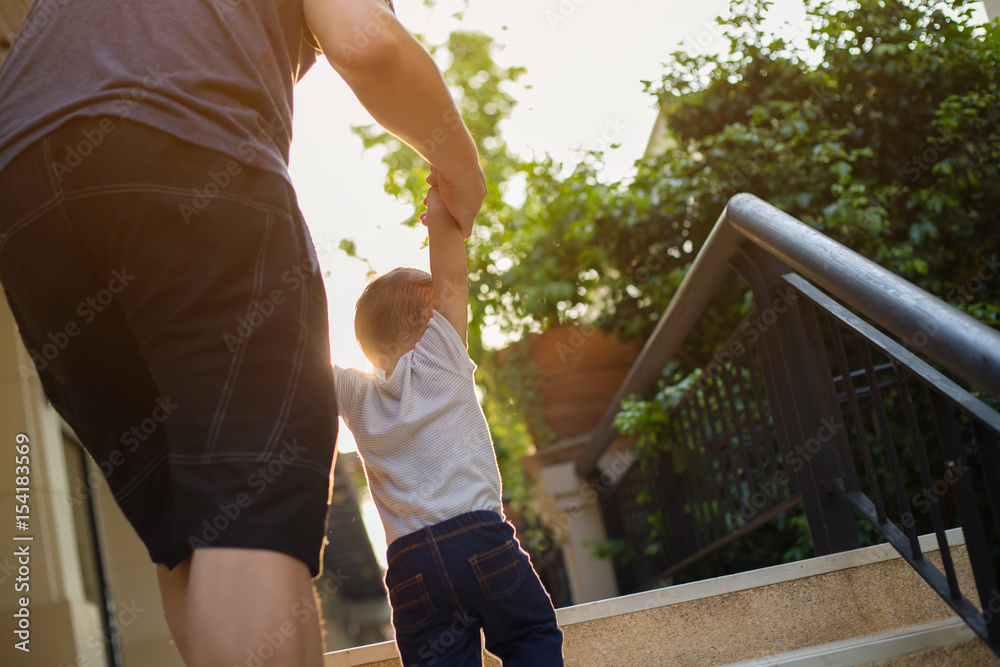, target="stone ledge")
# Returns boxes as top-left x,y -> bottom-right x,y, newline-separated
323,528 -> 973,667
